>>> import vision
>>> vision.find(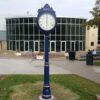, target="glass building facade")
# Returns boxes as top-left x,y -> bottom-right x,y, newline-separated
6,17 -> 86,52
